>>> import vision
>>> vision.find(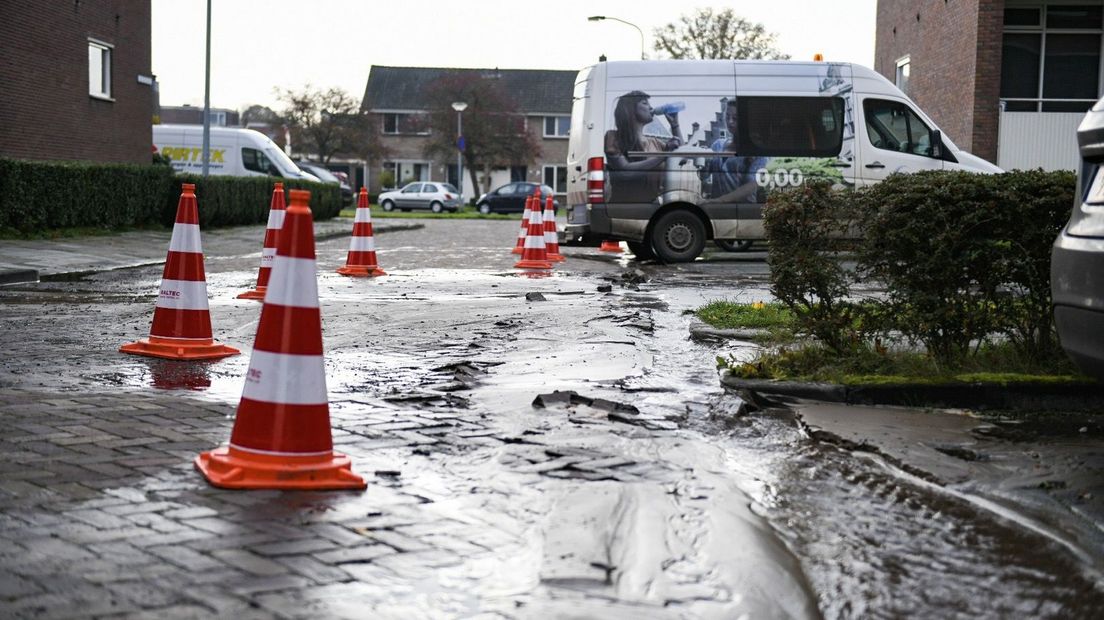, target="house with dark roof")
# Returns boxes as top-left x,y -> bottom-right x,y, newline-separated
360,65 -> 577,200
